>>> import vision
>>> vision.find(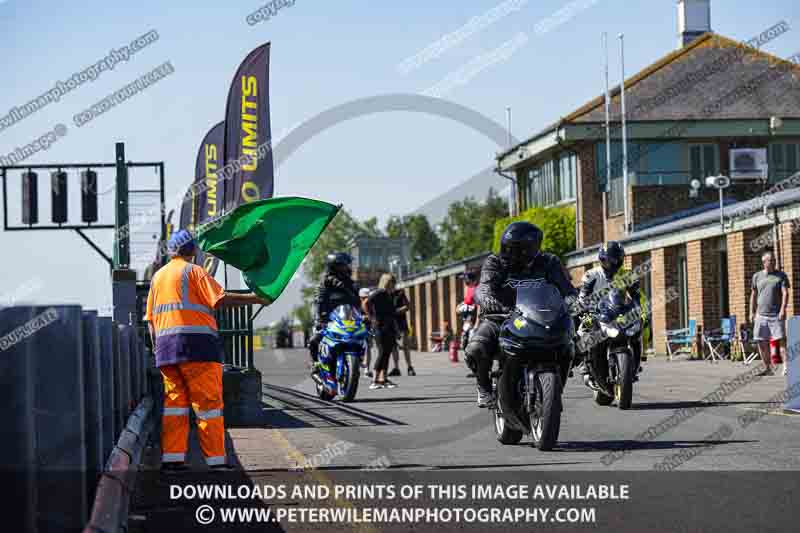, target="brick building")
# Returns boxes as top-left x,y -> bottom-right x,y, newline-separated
399,1 -> 800,354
